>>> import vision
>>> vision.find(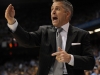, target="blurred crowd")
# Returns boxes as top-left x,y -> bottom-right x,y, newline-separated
0,59 -> 38,75
84,47 -> 100,75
